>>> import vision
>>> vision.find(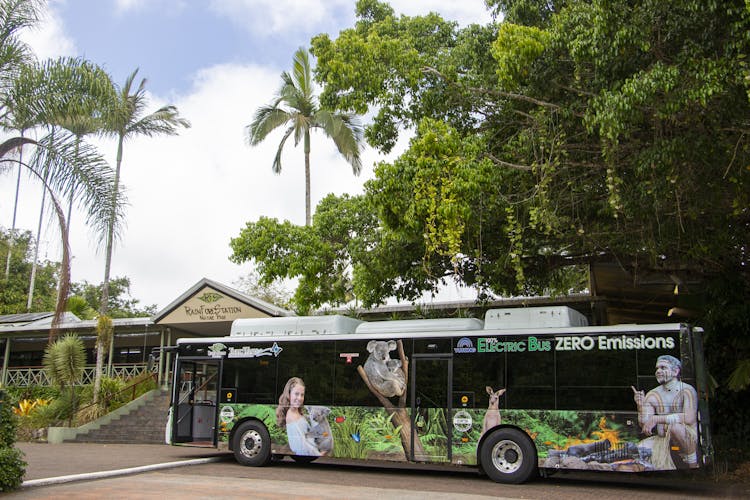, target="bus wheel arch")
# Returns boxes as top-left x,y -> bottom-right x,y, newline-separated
231,419 -> 272,467
478,426 -> 538,484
